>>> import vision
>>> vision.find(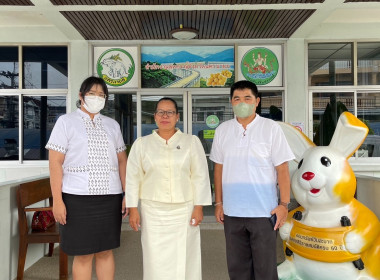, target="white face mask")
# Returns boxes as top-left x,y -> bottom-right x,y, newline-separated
83,96 -> 105,114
